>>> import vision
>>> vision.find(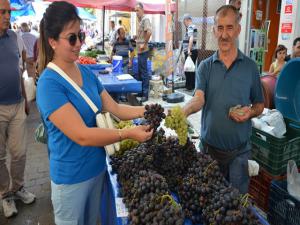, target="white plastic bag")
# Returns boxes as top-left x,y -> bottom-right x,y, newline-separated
24,77 -> 36,102
287,160 -> 300,201
184,56 -> 195,72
